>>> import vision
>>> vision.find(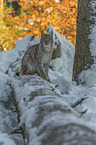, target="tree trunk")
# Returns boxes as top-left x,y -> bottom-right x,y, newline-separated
73,0 -> 95,82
